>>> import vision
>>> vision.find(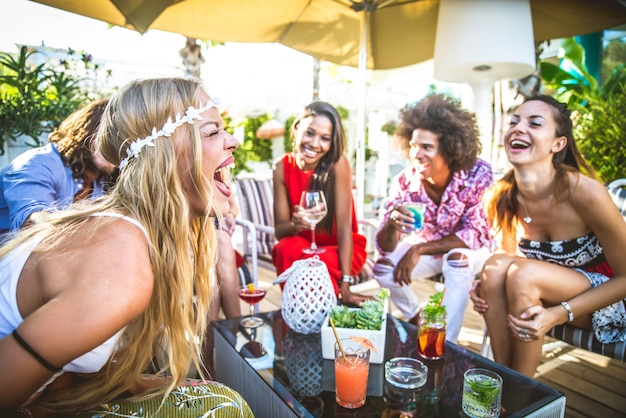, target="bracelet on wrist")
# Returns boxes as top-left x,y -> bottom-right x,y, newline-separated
341,275 -> 354,285
560,301 -> 574,322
